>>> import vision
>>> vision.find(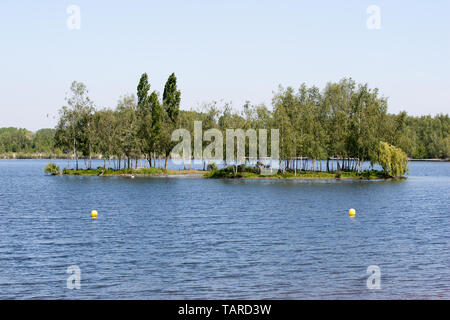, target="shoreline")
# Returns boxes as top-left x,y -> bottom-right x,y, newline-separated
55,168 -> 402,181
60,173 -> 403,181
59,168 -> 206,177
407,158 -> 449,162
